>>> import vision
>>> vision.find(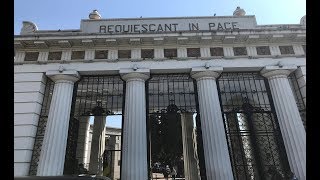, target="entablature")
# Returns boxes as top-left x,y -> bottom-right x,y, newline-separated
14,29 -> 306,50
